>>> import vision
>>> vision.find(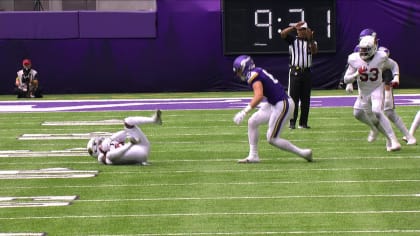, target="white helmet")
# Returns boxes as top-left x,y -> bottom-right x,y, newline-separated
87,137 -> 103,158
359,35 -> 377,60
